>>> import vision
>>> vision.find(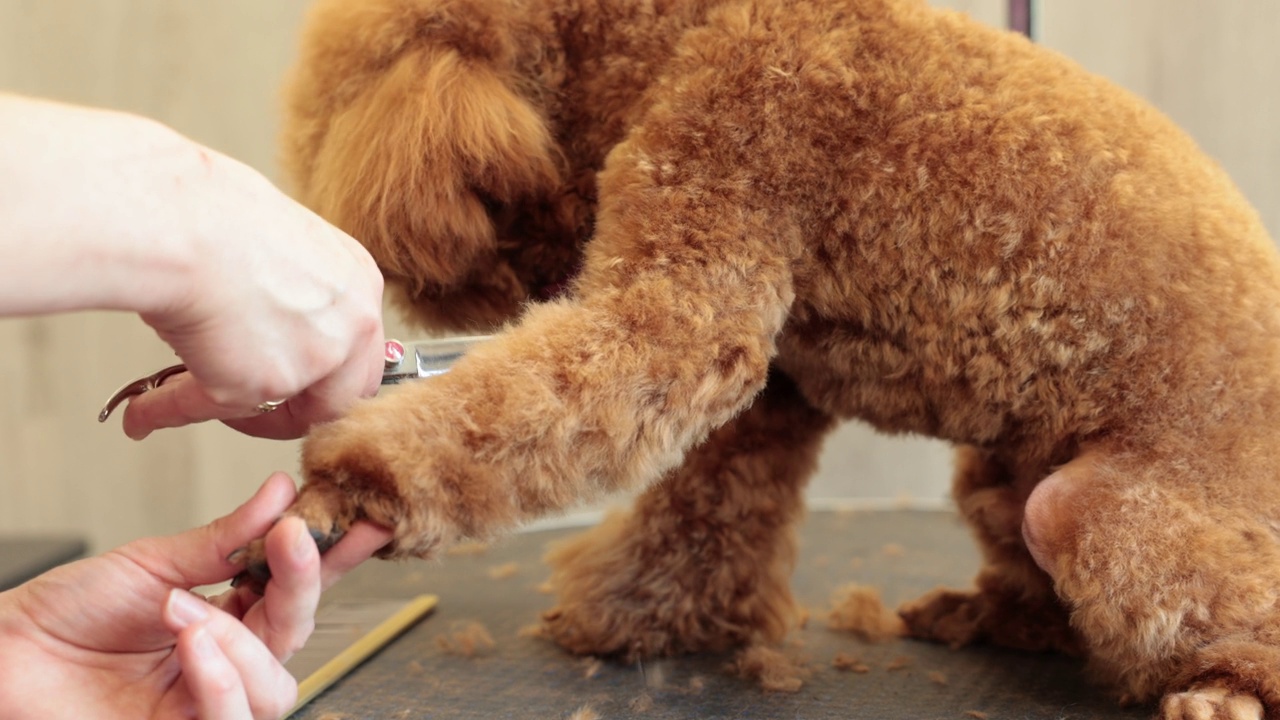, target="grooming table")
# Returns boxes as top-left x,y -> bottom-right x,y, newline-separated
293,510 -> 1151,719
0,536 -> 87,591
